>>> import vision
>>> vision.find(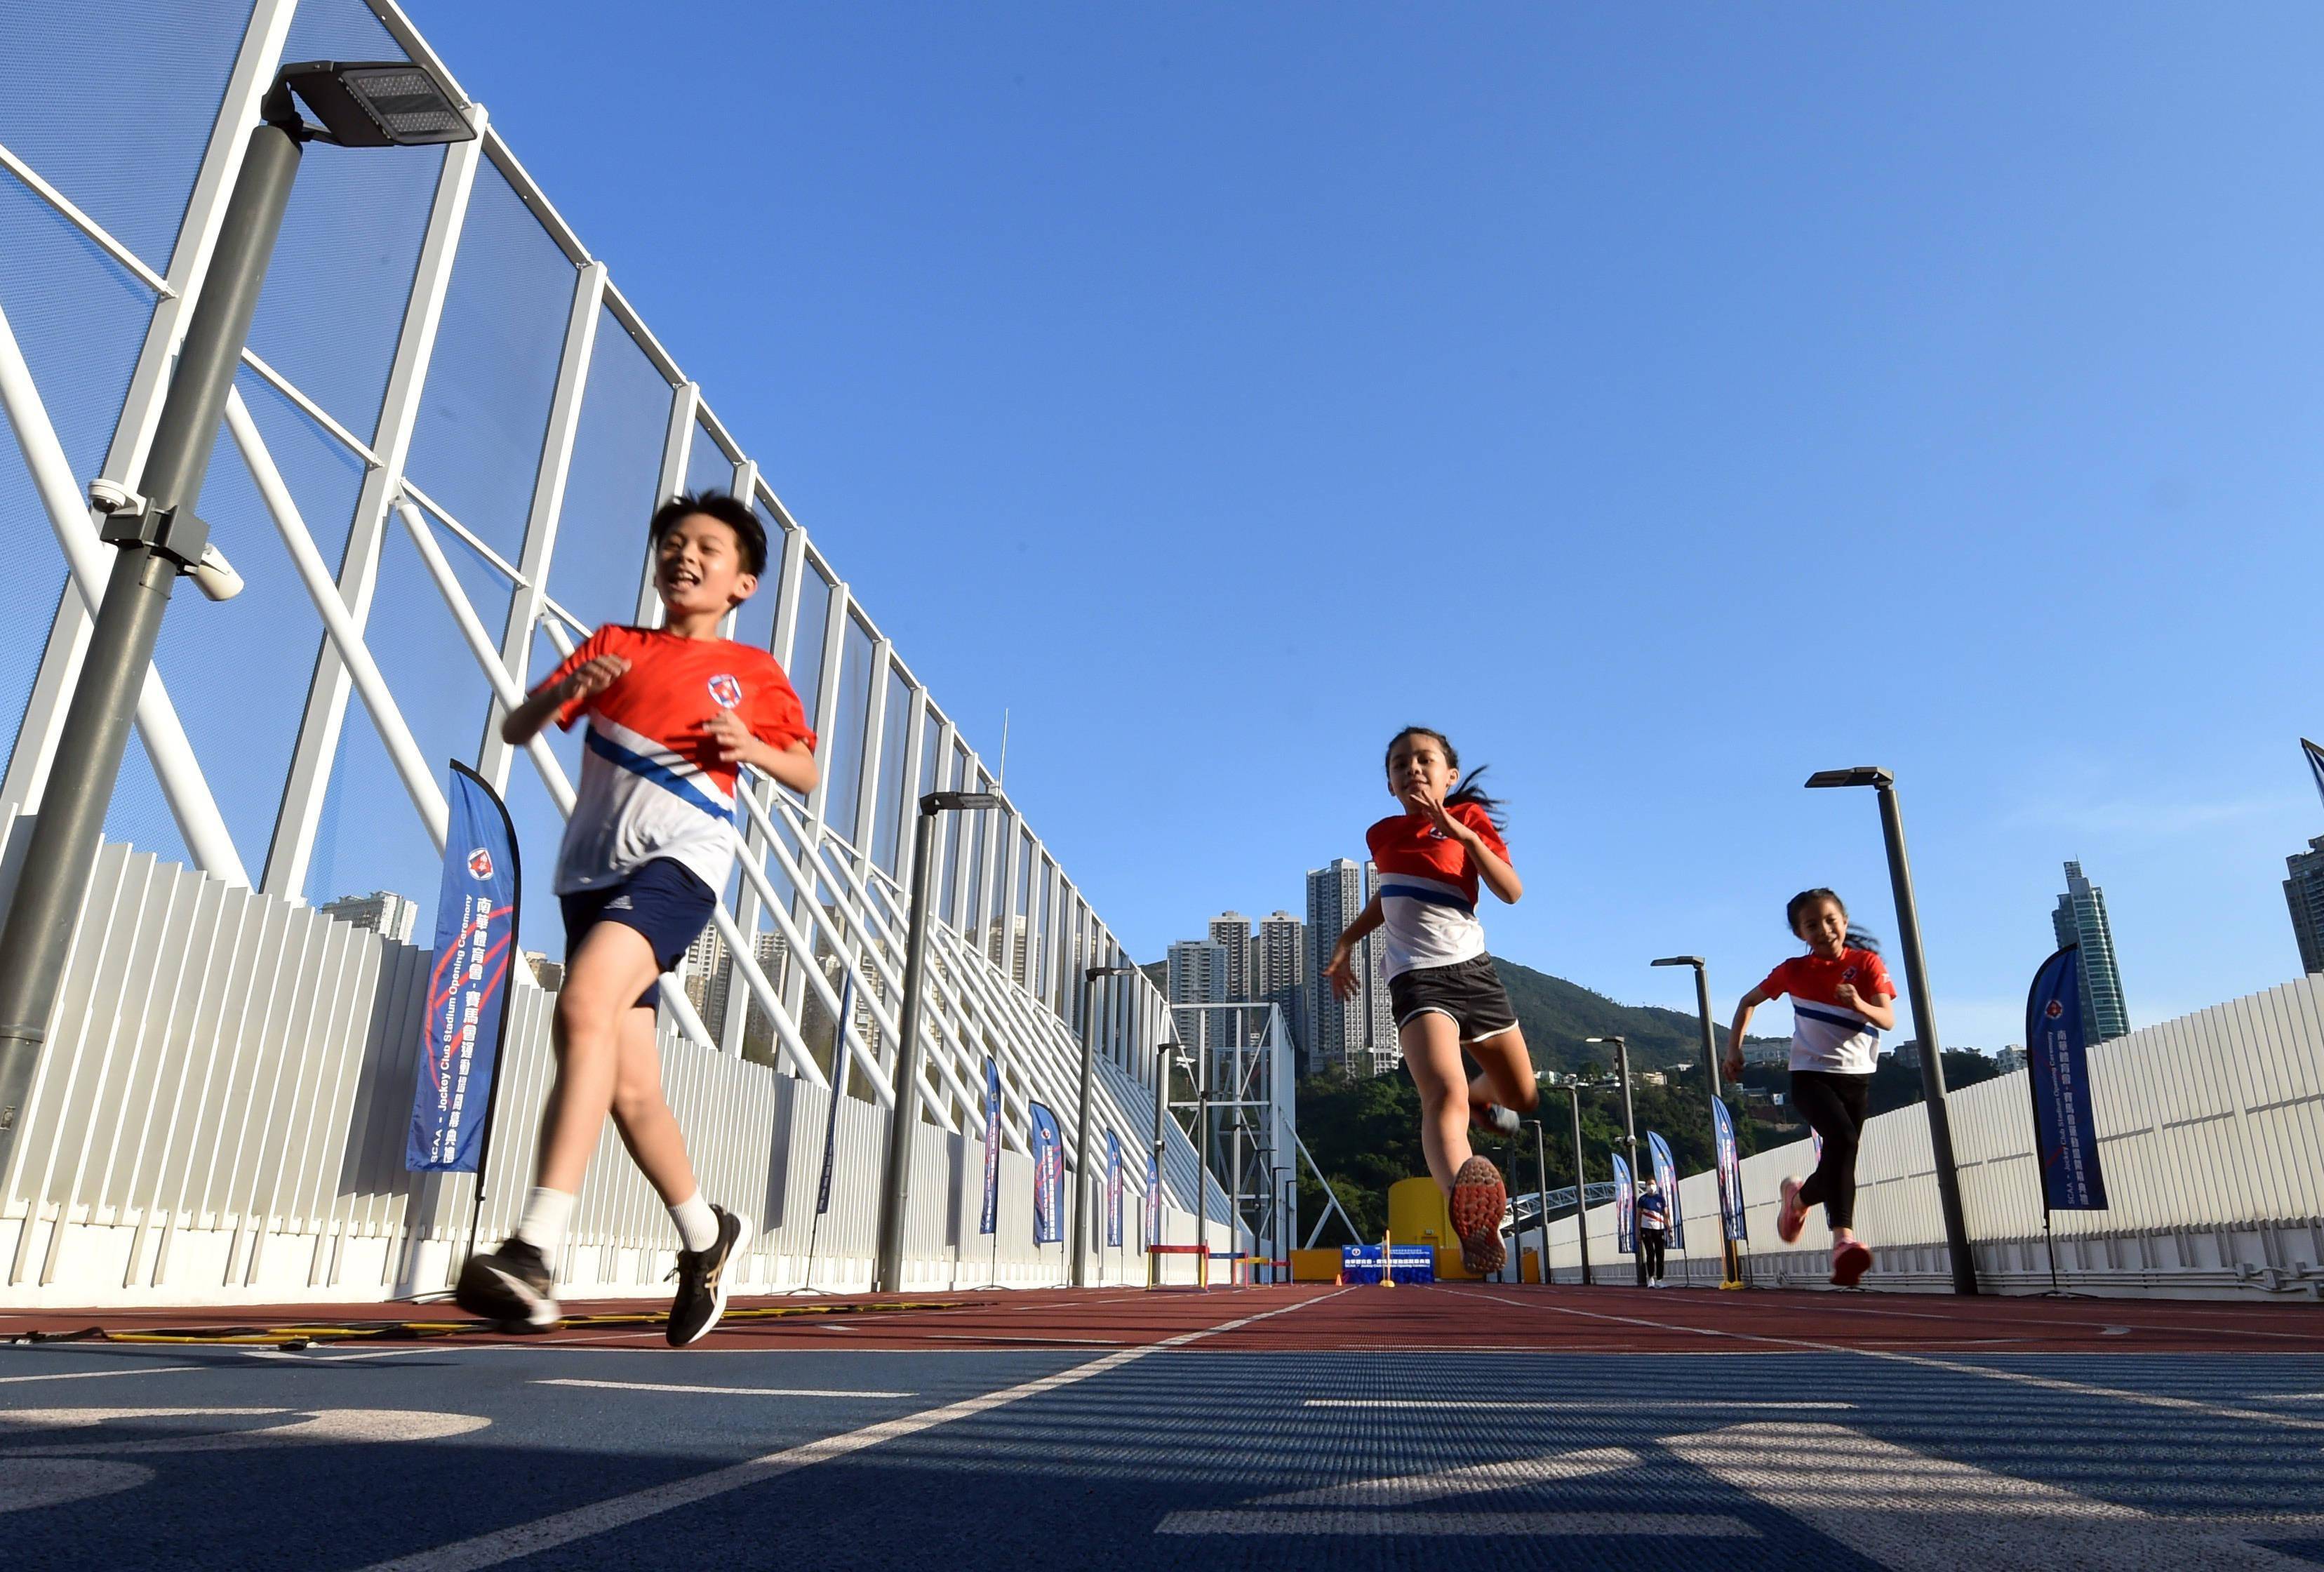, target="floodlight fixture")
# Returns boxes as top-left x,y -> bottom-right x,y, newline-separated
269,61 -> 474,148
926,790 -> 1001,813
1804,766 -> 1894,790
